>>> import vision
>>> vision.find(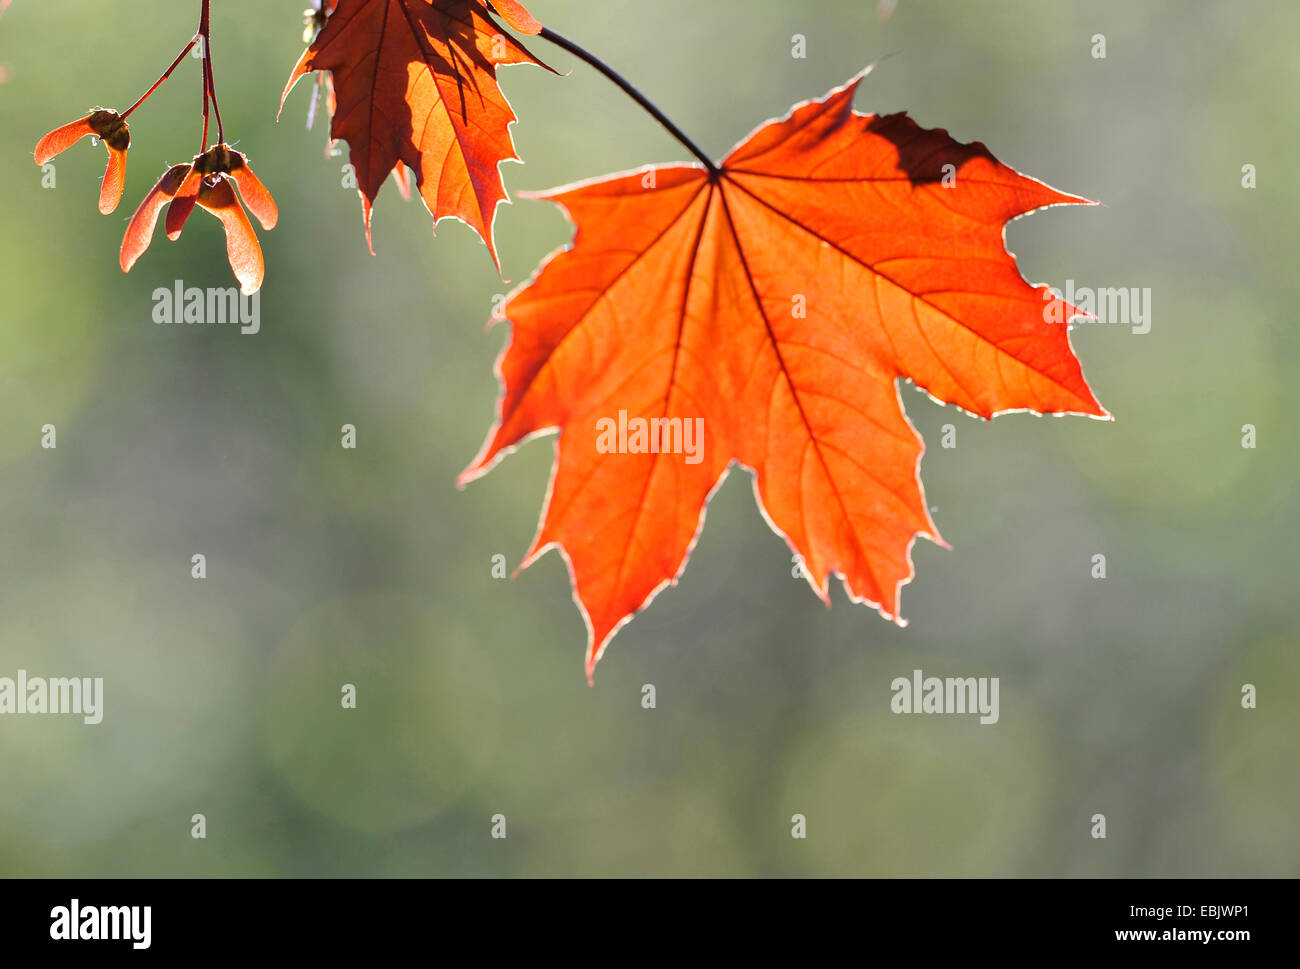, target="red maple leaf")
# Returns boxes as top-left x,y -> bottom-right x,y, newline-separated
280,0 -> 547,265
462,70 -> 1108,679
